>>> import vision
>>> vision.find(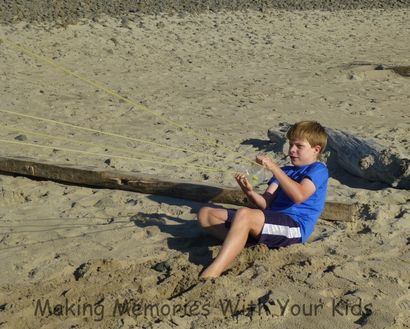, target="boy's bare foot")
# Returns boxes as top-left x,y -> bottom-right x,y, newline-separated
199,266 -> 221,279
199,272 -> 219,279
